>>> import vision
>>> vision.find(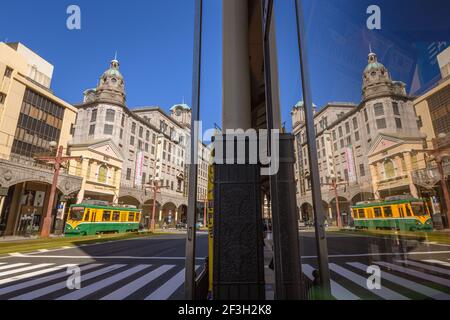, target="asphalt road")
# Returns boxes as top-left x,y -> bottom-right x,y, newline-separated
297,232 -> 450,300
0,231 -> 449,300
0,233 -> 209,300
